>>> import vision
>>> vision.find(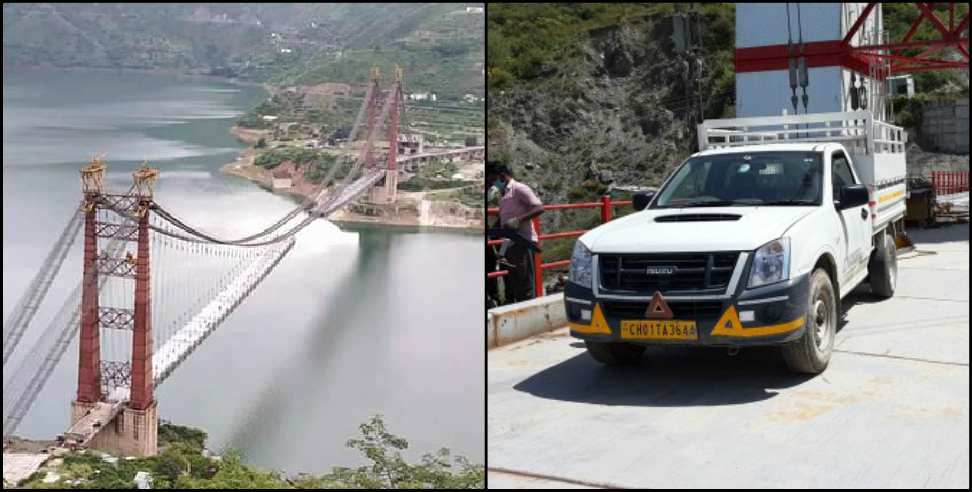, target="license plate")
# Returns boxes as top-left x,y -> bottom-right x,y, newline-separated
620,320 -> 698,341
